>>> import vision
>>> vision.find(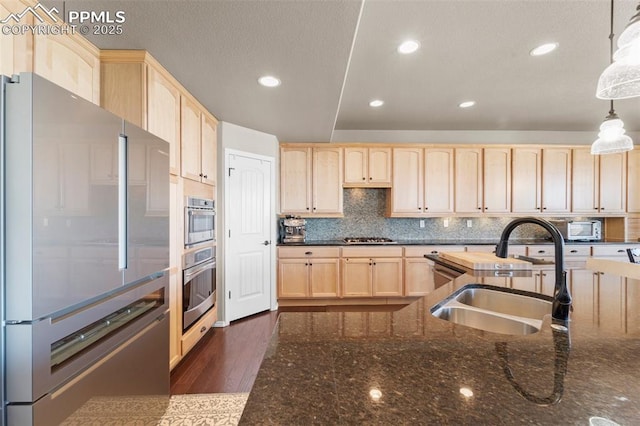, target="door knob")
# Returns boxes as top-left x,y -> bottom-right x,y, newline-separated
263,240 -> 271,246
